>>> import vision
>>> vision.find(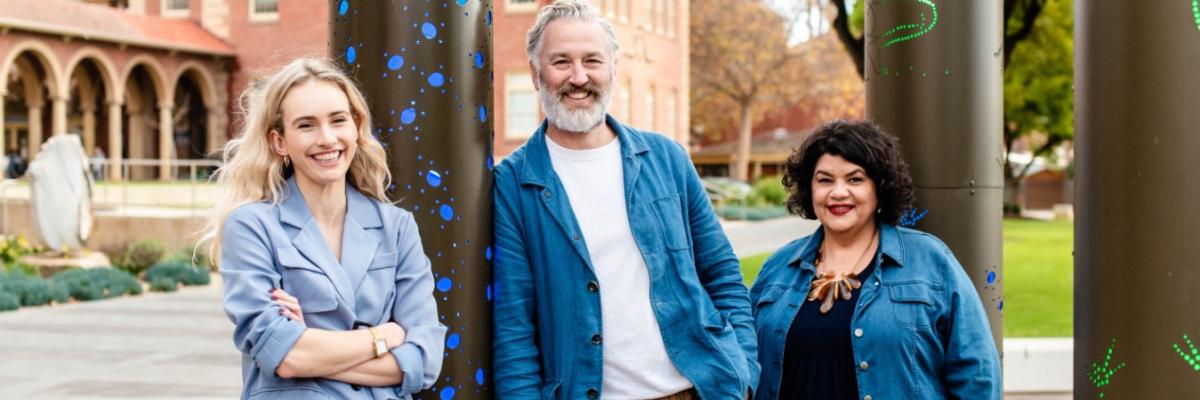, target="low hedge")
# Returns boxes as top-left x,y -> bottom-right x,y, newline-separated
0,290 -> 18,311
50,268 -> 142,301
145,260 -> 211,286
